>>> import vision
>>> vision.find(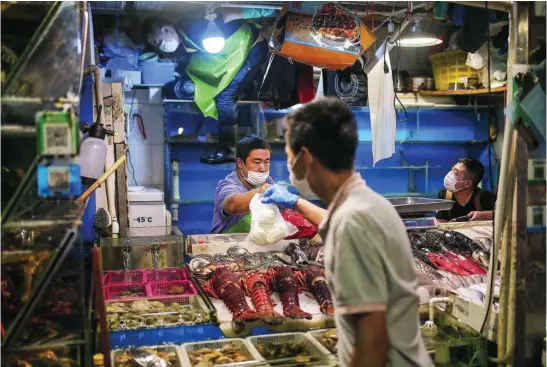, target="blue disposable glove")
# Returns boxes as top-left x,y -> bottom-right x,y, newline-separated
261,184 -> 299,209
